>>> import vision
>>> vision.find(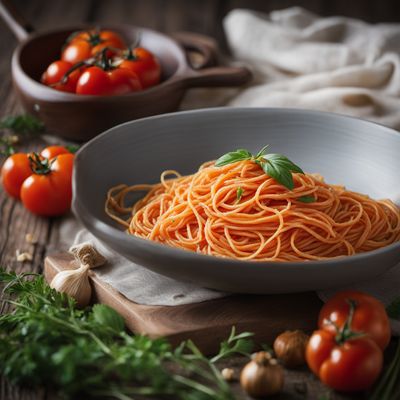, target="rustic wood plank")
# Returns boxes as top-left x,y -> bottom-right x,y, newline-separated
44,252 -> 322,353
